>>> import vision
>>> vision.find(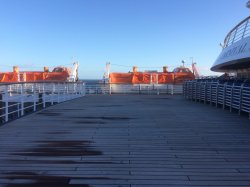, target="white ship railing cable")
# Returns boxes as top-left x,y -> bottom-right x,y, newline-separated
0,81 -> 85,123
223,16 -> 250,48
84,84 -> 183,95
184,79 -> 250,118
